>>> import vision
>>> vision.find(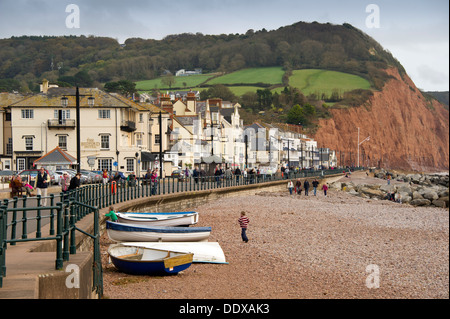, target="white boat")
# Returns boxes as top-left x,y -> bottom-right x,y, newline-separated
122,242 -> 228,264
106,221 -> 211,242
116,211 -> 199,227
108,244 -> 193,276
